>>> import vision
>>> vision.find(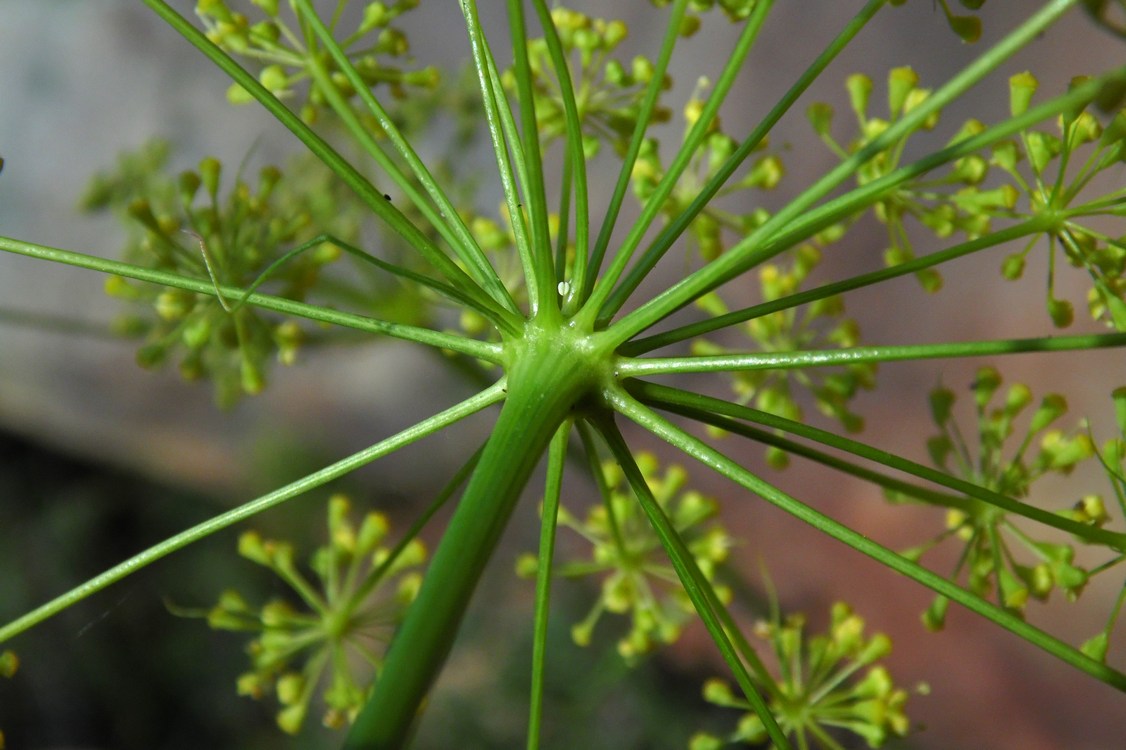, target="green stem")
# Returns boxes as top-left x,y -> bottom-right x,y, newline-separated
581,0 -> 774,324
596,418 -> 791,750
623,217 -> 1049,355
630,381 -> 1126,550
462,0 -> 536,304
0,380 -> 506,646
531,0 -> 589,309
141,0 -> 494,305
345,326 -> 609,748
292,0 -> 518,316
581,0 -> 689,303
608,1 -> 1107,345
346,447 -> 484,614
506,0 -> 560,320
527,422 -> 568,750
608,389 -> 1126,692
0,235 -> 501,362
595,0 -> 886,325
618,331 -> 1126,376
